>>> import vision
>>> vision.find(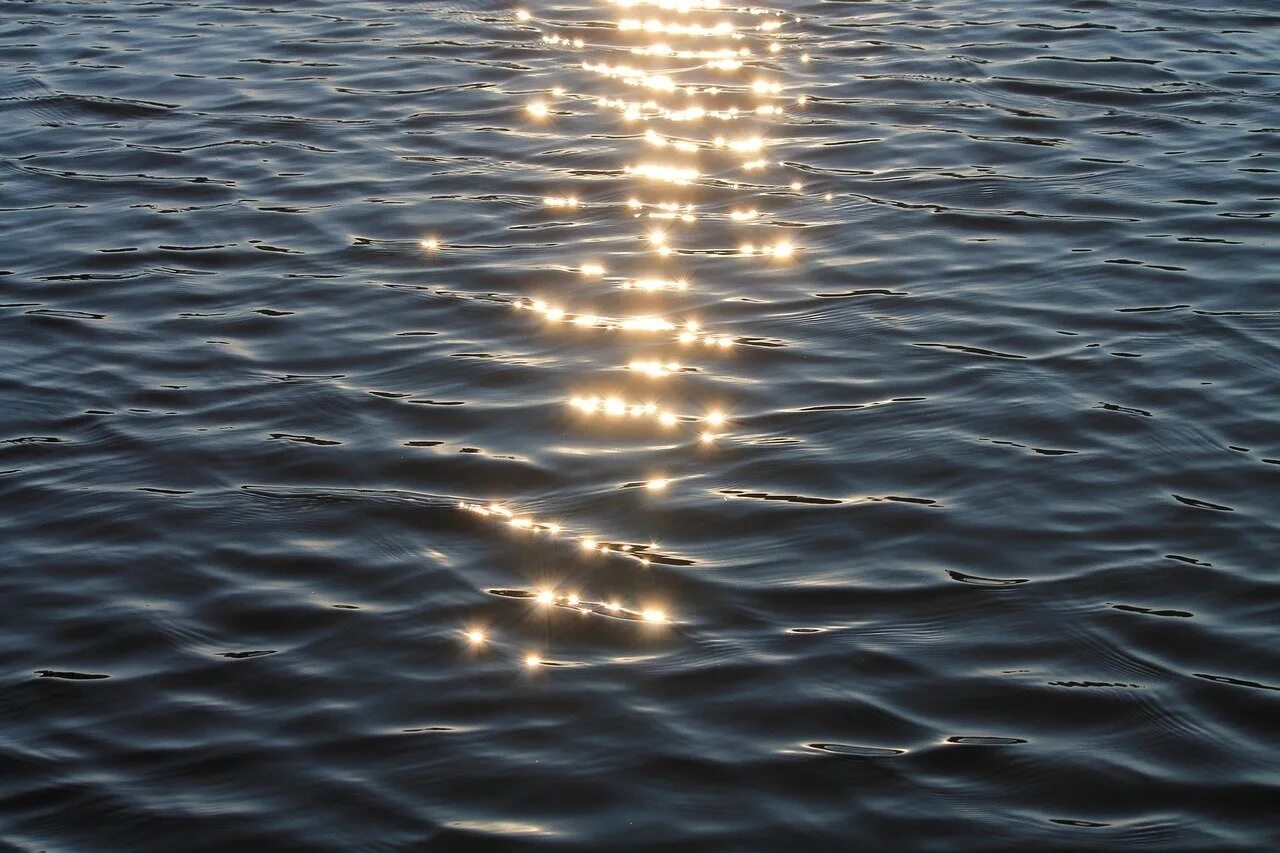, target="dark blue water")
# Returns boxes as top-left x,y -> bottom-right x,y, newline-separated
2,0 -> 1279,848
